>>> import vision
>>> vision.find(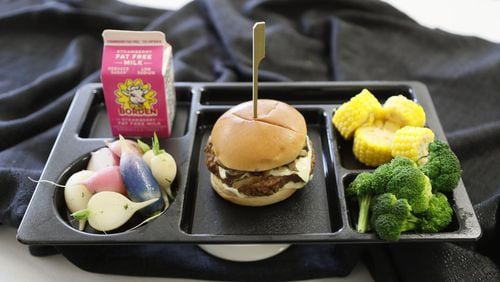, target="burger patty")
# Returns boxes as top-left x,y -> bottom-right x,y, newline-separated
204,140 -> 315,197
